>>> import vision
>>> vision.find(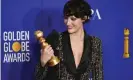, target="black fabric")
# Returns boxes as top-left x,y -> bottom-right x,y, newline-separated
35,30 -> 104,80
62,31 -> 92,75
